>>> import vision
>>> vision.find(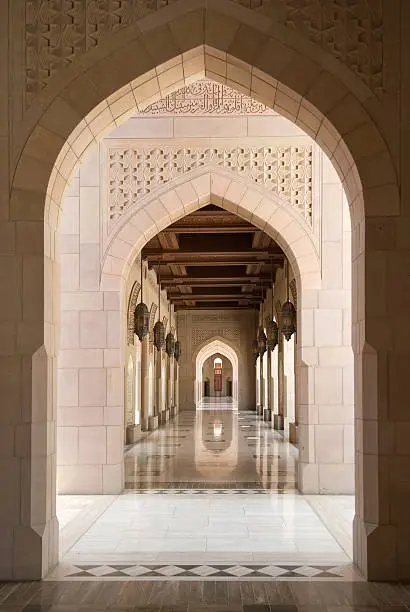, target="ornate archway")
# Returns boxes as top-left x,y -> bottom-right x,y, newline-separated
194,338 -> 239,409
6,0 -> 401,581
